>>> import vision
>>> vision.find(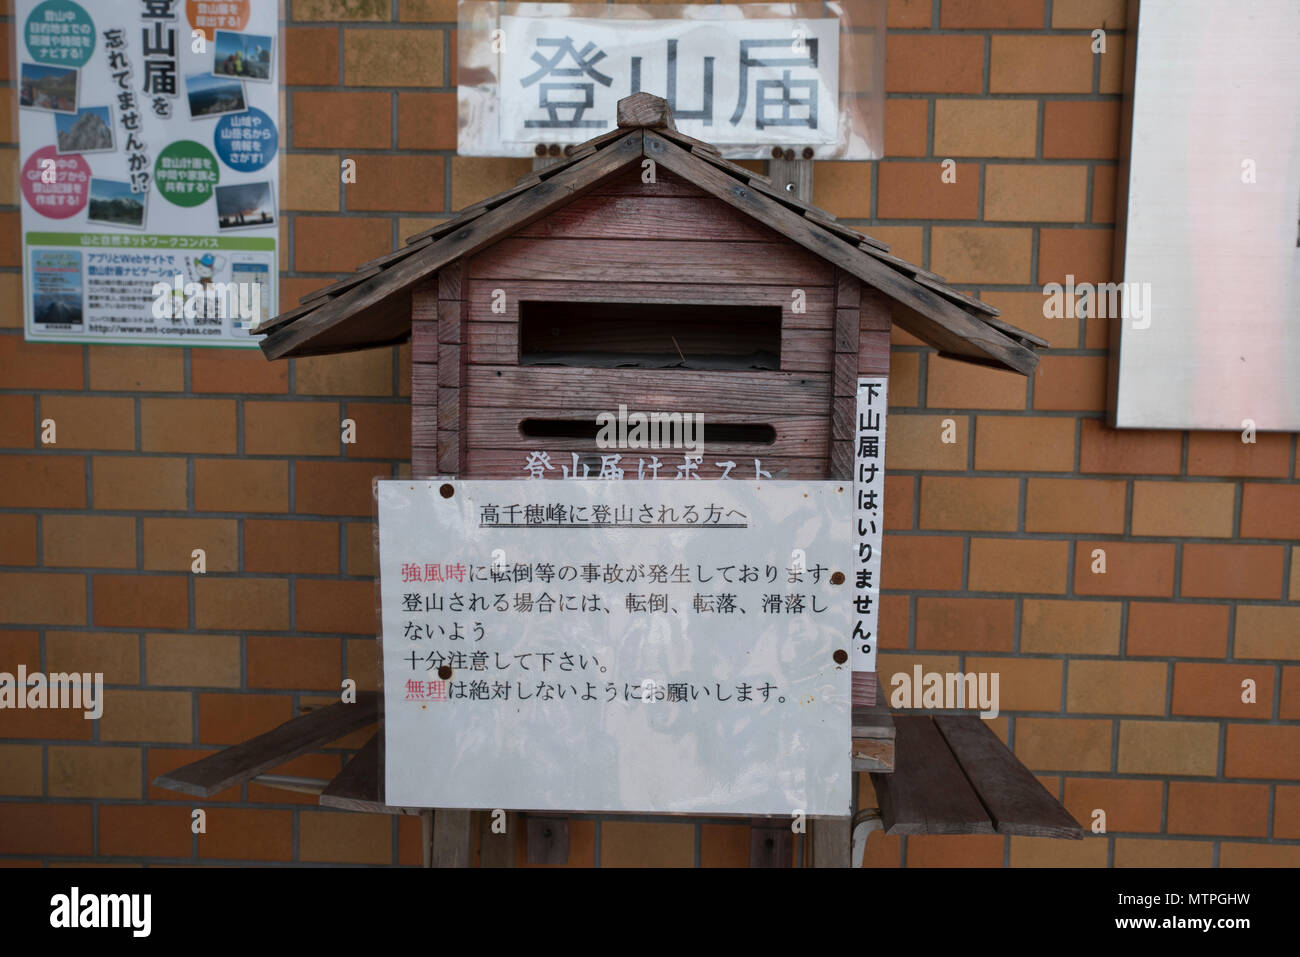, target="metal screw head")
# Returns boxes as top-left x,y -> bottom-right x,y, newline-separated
771,146 -> 783,159
548,143 -> 562,156
830,571 -> 846,585
833,650 -> 848,665
802,147 -> 814,159
534,144 -> 547,157
438,665 -> 453,680
783,148 -> 795,161
439,483 -> 455,498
